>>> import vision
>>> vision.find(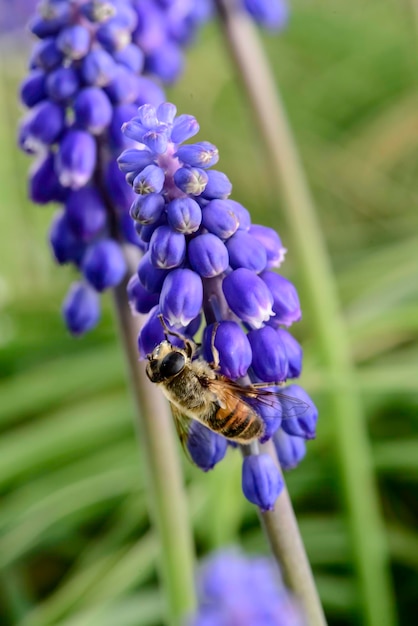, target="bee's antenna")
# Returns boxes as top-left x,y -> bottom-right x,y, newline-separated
157,314 -> 196,358
158,314 -> 187,343
209,322 -> 221,370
